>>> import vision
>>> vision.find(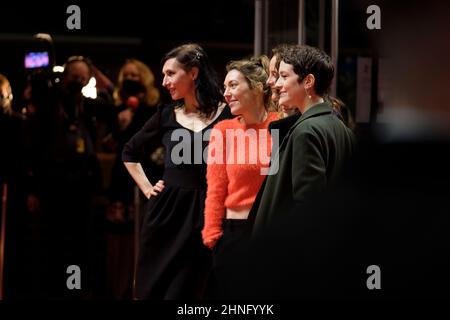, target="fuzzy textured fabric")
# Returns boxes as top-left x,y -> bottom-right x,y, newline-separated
202,112 -> 279,248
